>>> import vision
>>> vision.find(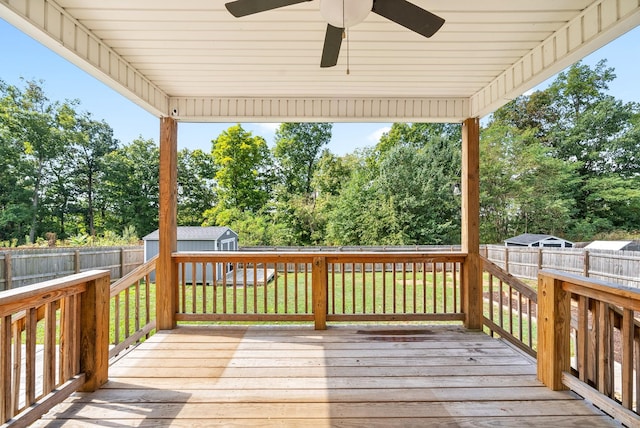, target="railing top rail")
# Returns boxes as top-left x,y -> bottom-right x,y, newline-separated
0,269 -> 109,317
481,256 -> 537,302
540,269 -> 640,311
111,255 -> 157,296
172,251 -> 468,262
